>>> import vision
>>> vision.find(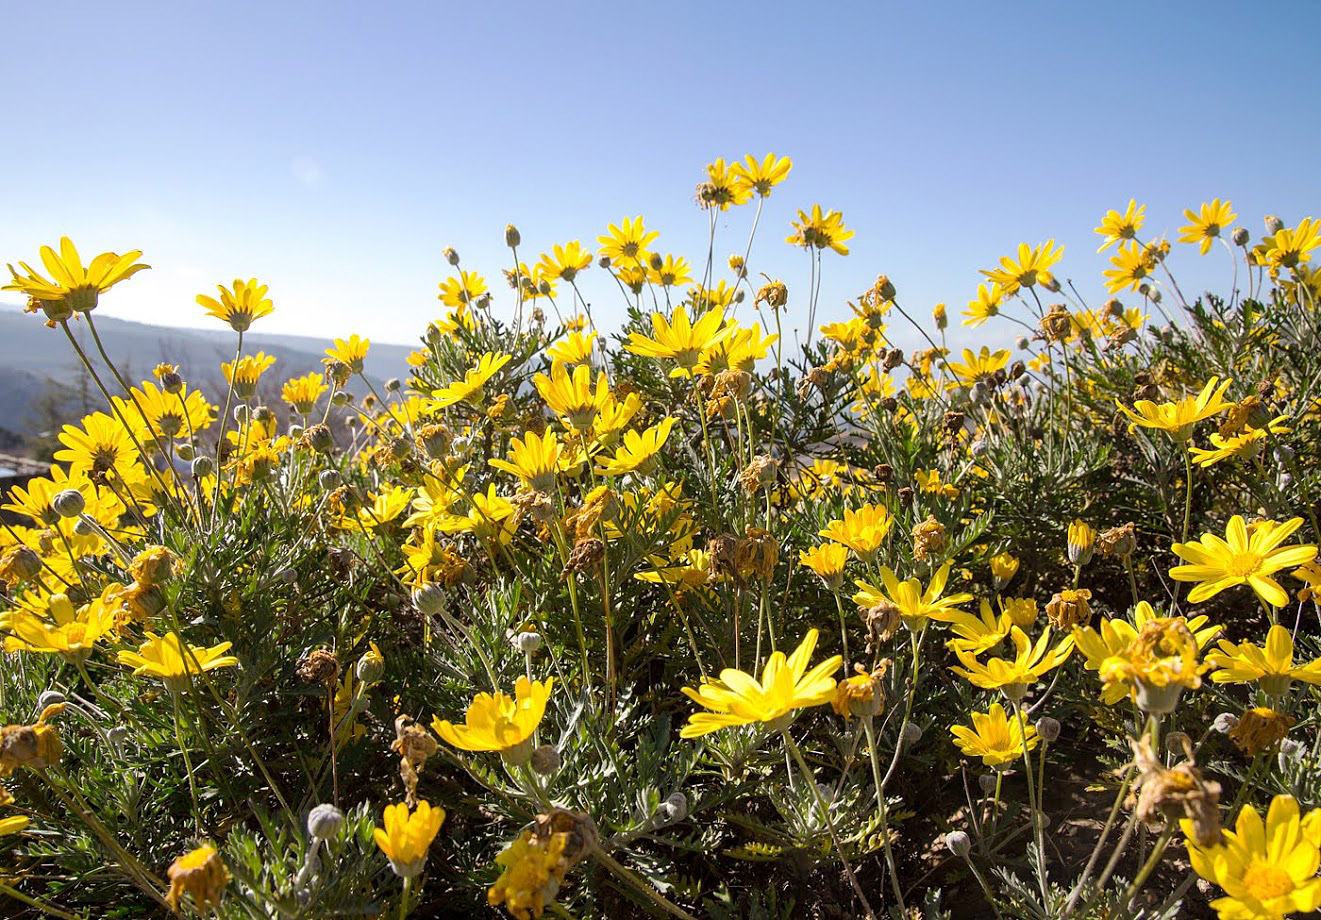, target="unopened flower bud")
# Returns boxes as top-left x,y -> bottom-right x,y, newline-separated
275,567 -> 297,584
174,442 -> 196,461
307,803 -> 345,840
1265,215 -> 1284,234
233,404 -> 250,424
655,792 -> 687,825
443,246 -> 460,266
159,369 -> 184,394
317,469 -> 341,490
512,630 -> 543,654
1278,738 -> 1303,772
306,425 -> 334,454
1231,227 -> 1250,246
412,583 -> 450,618
505,224 -> 521,248
107,724 -> 129,755
253,406 -> 274,424
1212,712 -> 1240,734
52,489 -> 85,518
385,377 -> 401,392
597,255 -> 611,269
945,830 -> 971,858
901,721 -> 923,747
978,774 -> 997,795
356,645 -> 385,684
192,456 -> 215,478
1035,717 -> 1061,743
530,744 -> 560,775
73,517 -> 96,536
